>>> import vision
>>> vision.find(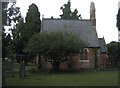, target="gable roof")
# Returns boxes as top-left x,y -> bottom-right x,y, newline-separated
98,38 -> 108,53
42,18 -> 99,48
